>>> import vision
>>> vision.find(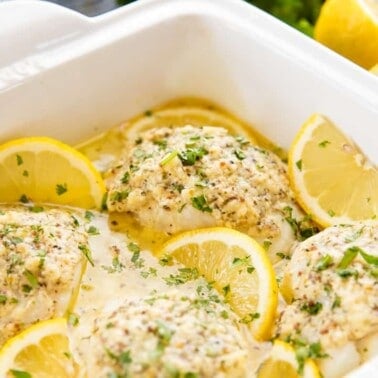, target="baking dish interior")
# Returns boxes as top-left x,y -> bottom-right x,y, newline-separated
0,0 -> 377,157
